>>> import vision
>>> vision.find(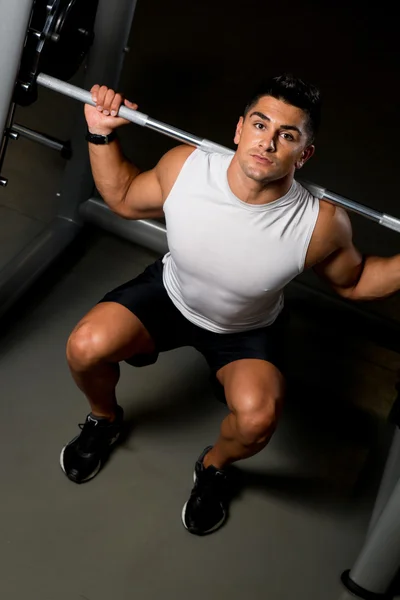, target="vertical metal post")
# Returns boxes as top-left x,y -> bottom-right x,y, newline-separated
57,0 -> 138,222
367,427 -> 400,537
342,461 -> 400,597
0,0 -> 34,184
342,391 -> 400,598
0,0 -> 138,317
